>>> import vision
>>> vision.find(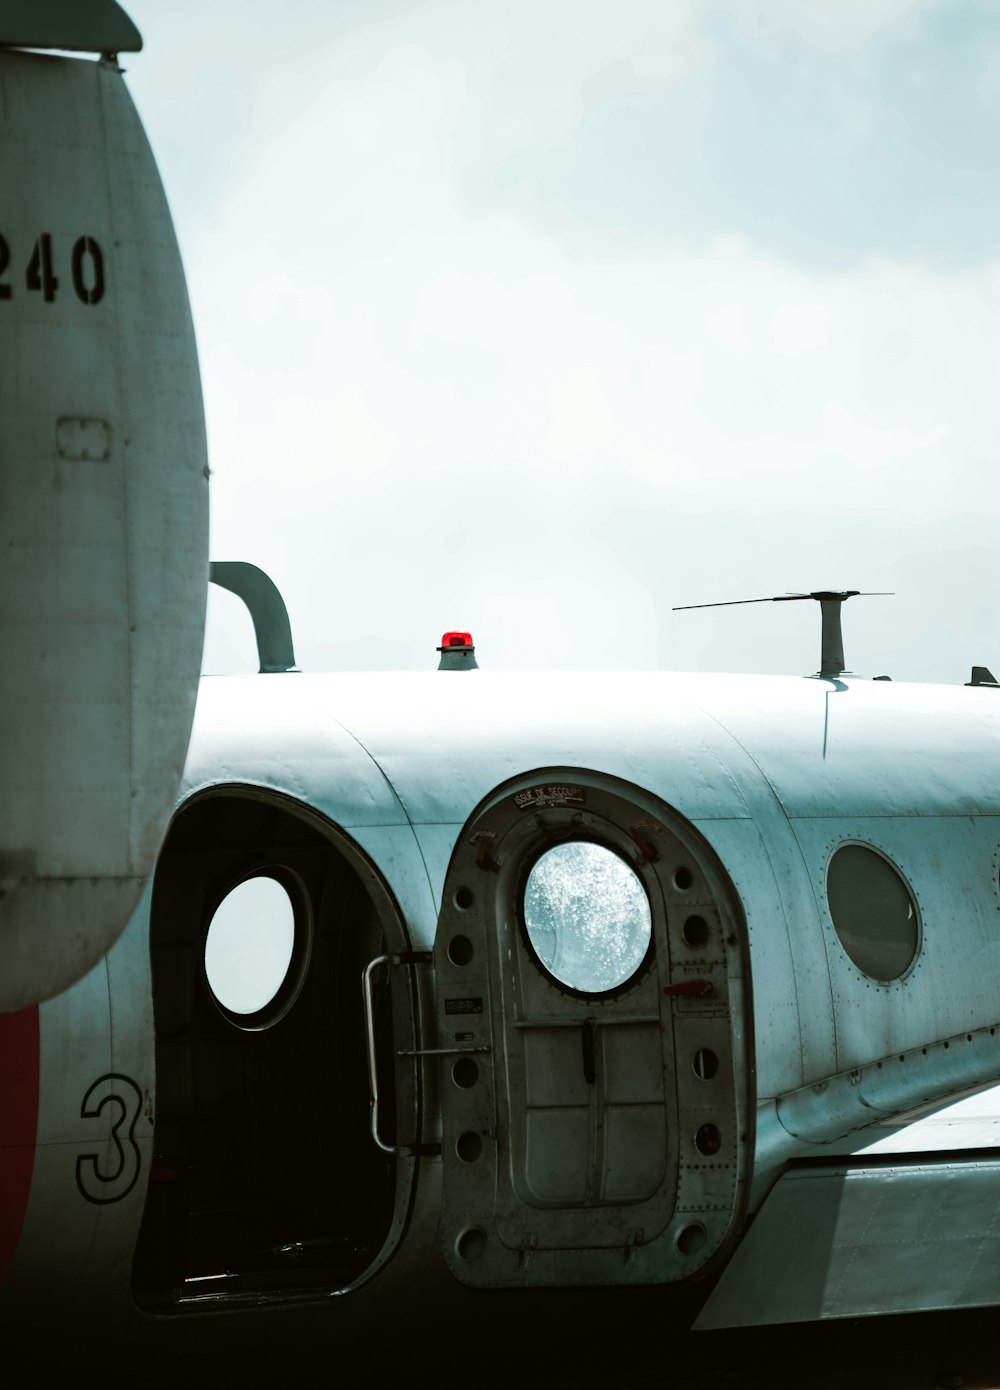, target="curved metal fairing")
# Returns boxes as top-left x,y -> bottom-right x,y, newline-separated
0,44 -> 208,1009
0,0 -> 142,52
